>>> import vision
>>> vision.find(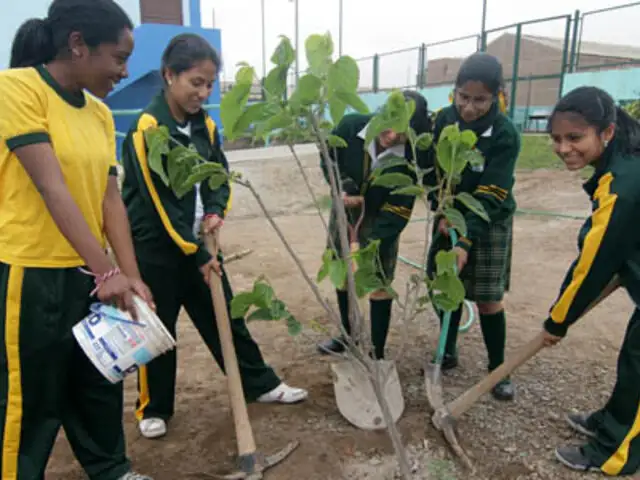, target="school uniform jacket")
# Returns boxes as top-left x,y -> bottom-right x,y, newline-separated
121,93 -> 231,268
321,113 -> 419,246
545,138 -> 640,337
422,105 -> 520,252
